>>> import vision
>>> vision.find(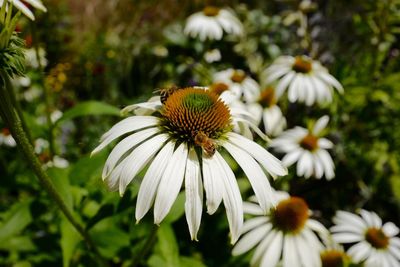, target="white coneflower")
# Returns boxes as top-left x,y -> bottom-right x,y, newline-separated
270,115 -> 335,180
1,0 -> 47,21
184,6 -> 243,41
247,87 -> 287,137
262,55 -> 343,106
92,86 -> 287,243
213,69 -> 260,103
232,191 -> 329,267
0,128 -> 16,147
331,210 -> 400,267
